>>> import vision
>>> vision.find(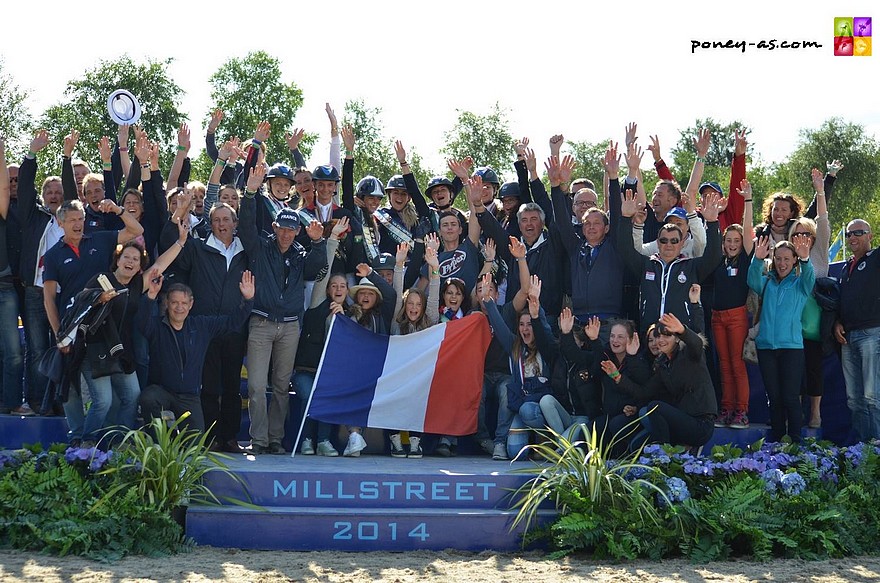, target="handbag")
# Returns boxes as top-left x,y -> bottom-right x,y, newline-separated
743,279 -> 770,365
86,340 -> 124,379
85,289 -> 128,379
